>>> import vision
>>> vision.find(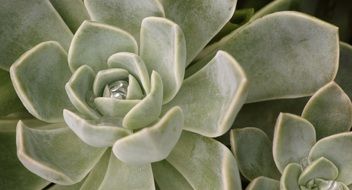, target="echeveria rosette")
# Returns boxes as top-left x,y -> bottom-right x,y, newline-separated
231,82 -> 352,189
4,0 -> 247,189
